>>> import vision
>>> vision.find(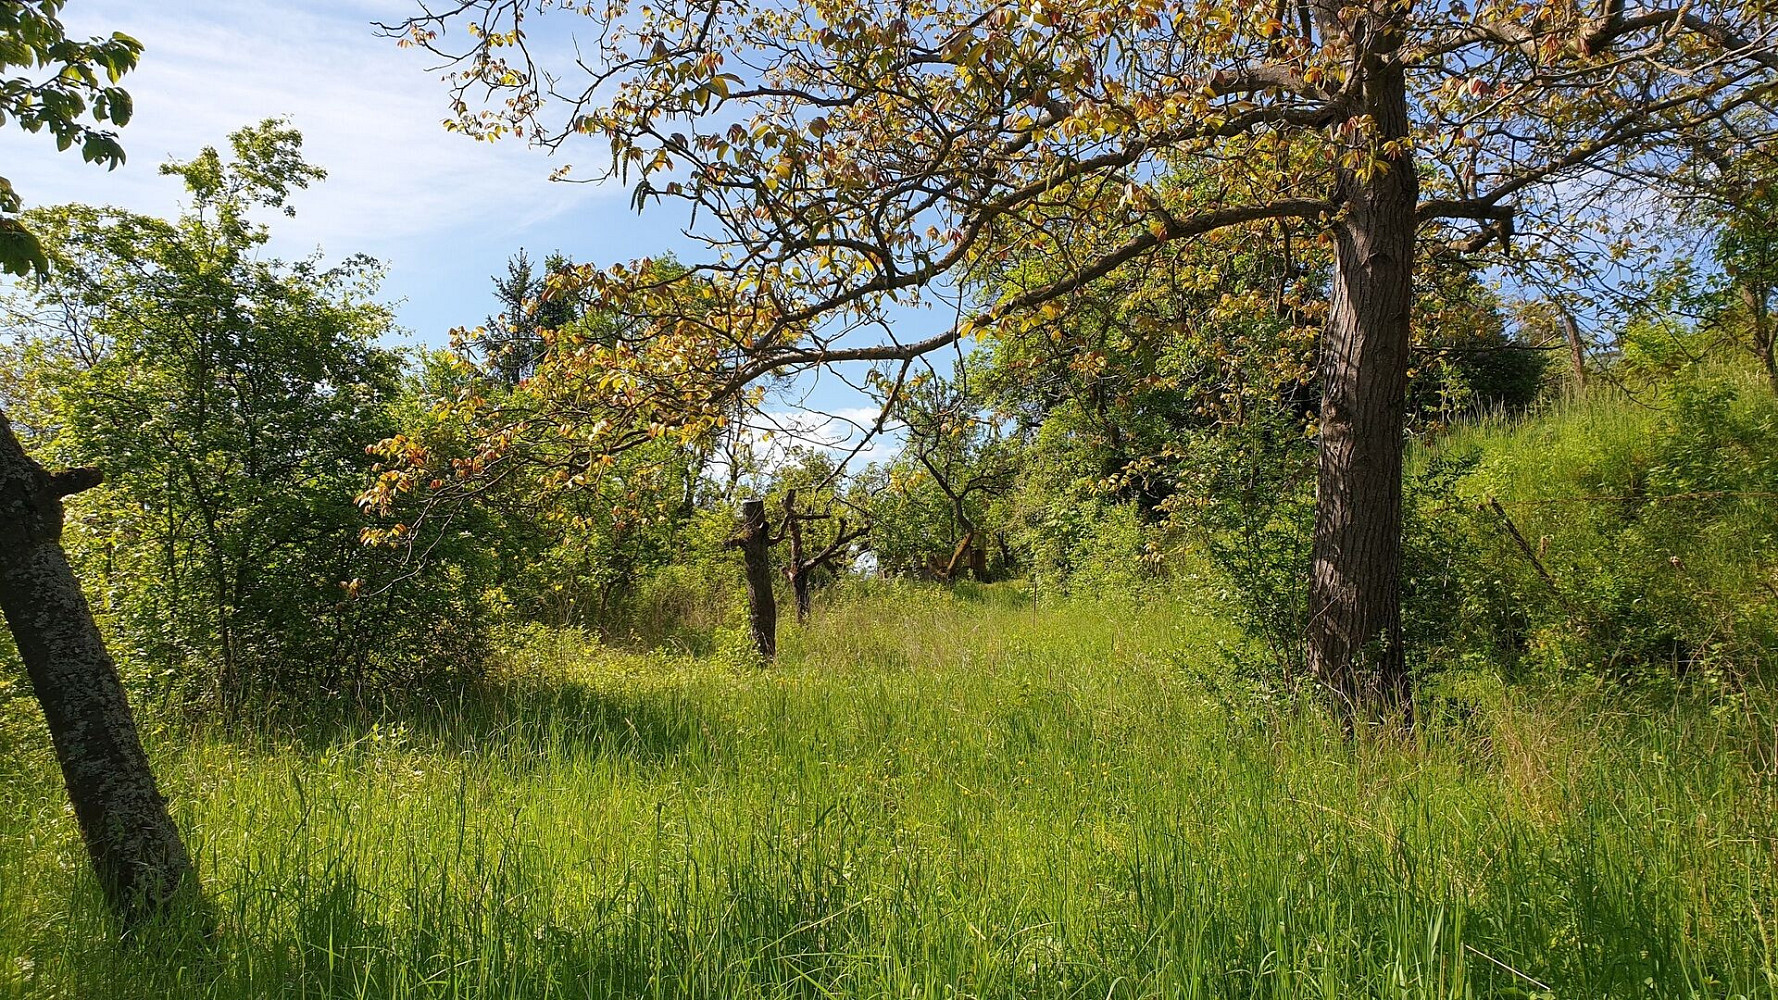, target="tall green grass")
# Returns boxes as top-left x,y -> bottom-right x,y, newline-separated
1,585 -> 1775,998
